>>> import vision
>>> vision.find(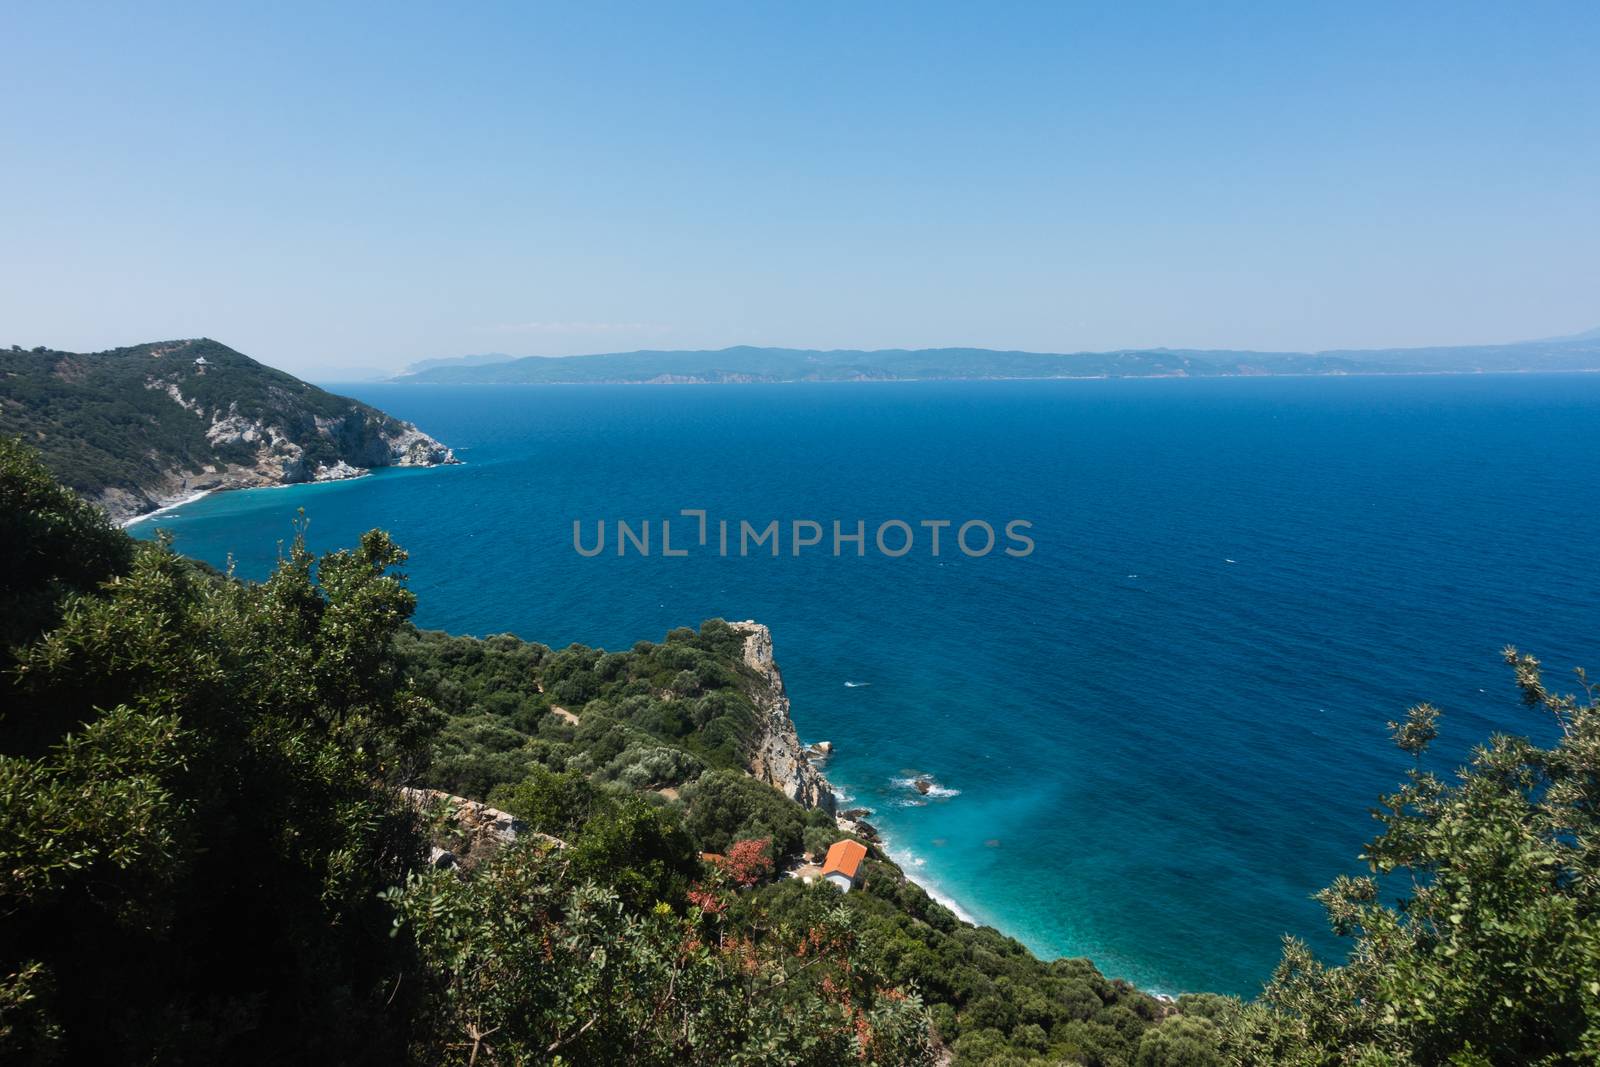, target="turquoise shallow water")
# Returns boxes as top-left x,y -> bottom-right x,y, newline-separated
133,375 -> 1600,996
